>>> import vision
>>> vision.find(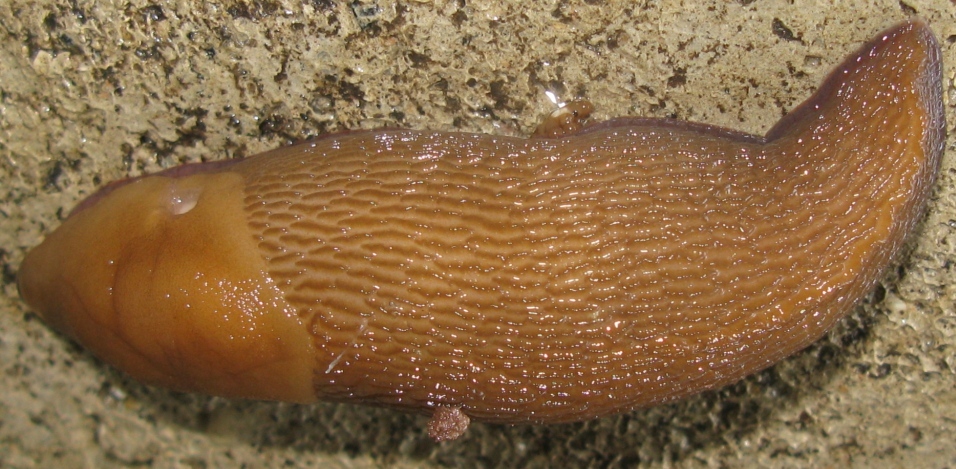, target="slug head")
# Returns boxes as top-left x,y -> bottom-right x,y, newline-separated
18,171 -> 316,402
